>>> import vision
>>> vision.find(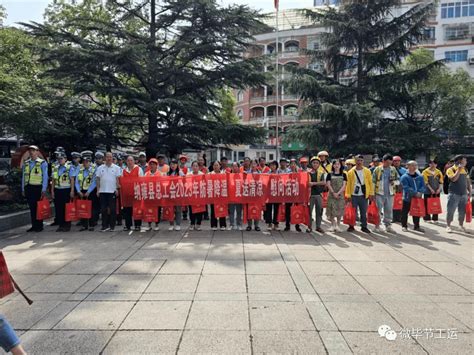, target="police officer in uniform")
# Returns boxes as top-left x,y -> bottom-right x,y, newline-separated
22,145 -> 49,232
50,147 -> 66,226
70,151 -> 82,176
51,151 -> 75,232
95,151 -> 104,167
75,151 -> 99,231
